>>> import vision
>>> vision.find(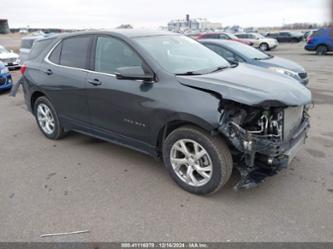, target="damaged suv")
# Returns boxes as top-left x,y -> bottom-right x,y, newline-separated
18,30 -> 311,195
